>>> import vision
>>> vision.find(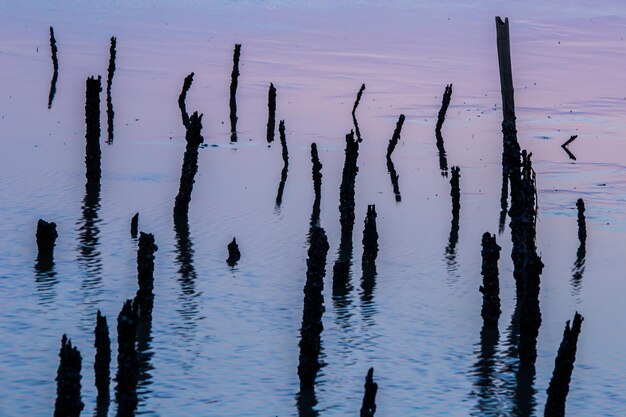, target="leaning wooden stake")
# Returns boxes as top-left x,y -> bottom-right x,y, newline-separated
173,112 -> 204,218
544,312 -> 584,417
360,368 -> 378,417
178,72 -> 194,129
436,84 -> 453,132
229,44 -> 242,142
386,114 -> 405,159
352,84 -> 366,142
54,335 -> 84,417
